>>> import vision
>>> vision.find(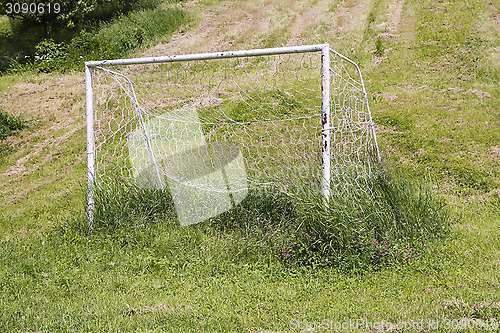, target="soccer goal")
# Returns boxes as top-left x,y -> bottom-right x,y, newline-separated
85,43 -> 380,228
